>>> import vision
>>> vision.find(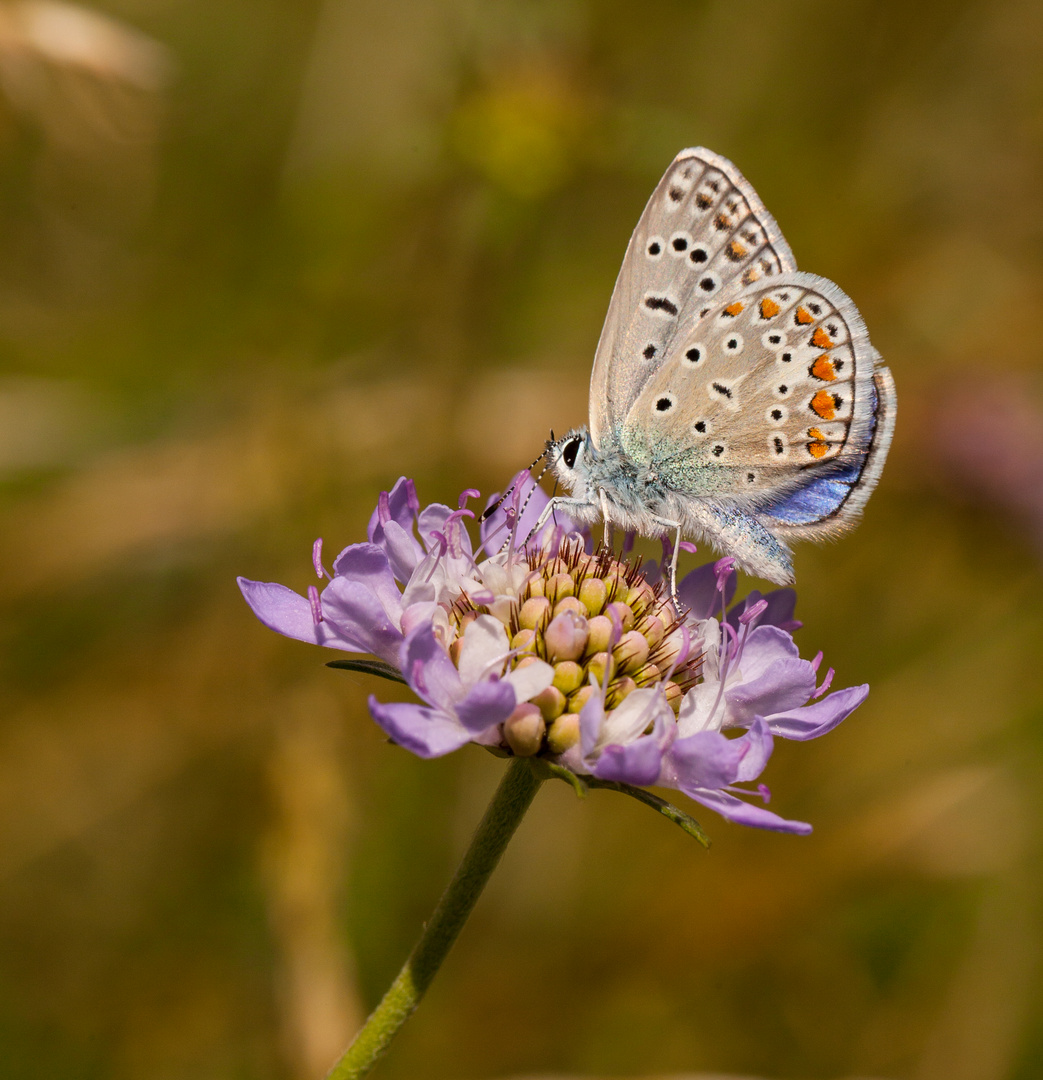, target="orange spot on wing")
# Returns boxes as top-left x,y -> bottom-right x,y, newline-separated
795,305 -> 814,324
728,240 -> 747,259
811,326 -> 835,349
724,301 -> 744,316
807,427 -> 829,458
811,355 -> 837,381
760,297 -> 780,319
810,390 -> 837,420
